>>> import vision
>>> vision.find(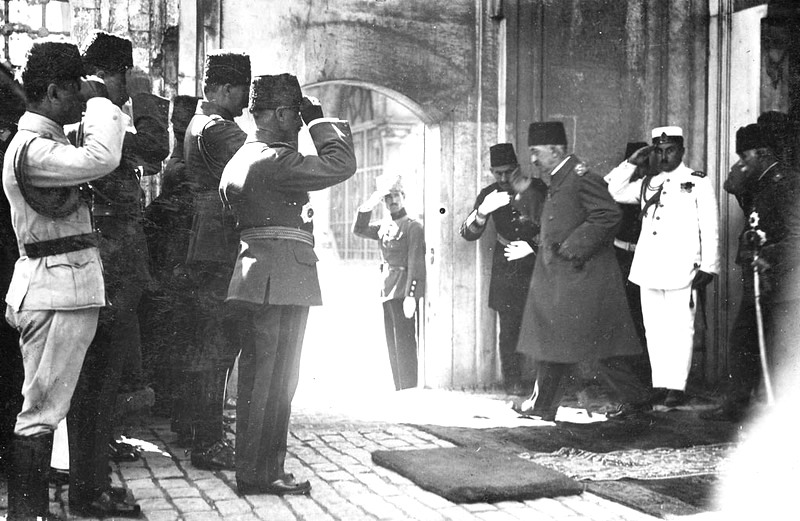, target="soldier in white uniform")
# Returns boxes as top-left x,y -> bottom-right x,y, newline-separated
606,126 -> 719,408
